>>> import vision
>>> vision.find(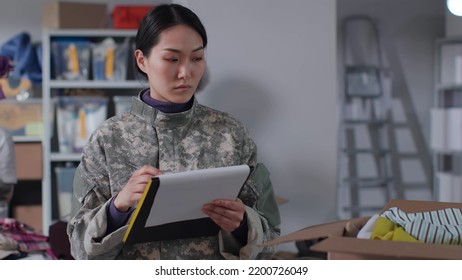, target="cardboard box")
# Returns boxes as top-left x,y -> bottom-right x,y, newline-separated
42,1 -> 108,29
13,205 -> 43,234
266,199 -> 462,259
15,143 -> 42,180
